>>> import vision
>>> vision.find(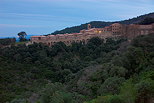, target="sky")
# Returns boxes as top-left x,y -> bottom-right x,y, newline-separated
0,0 -> 154,37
